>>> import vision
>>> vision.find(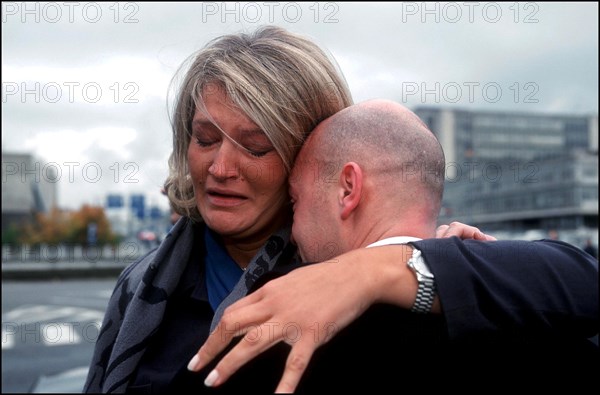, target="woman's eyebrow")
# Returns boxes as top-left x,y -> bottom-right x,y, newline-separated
191,119 -> 212,127
191,119 -> 262,135
239,127 -> 265,136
